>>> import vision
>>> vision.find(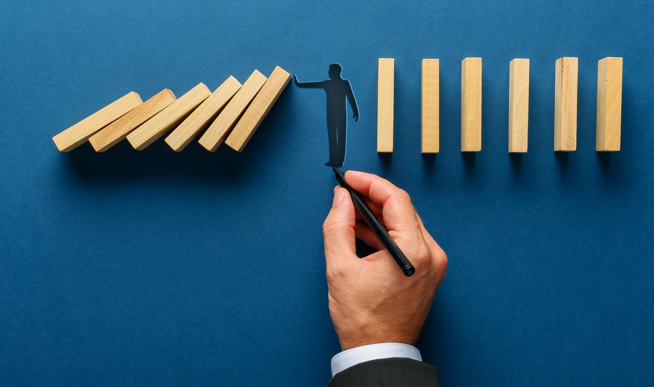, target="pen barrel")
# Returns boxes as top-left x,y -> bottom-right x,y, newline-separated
349,191 -> 415,277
